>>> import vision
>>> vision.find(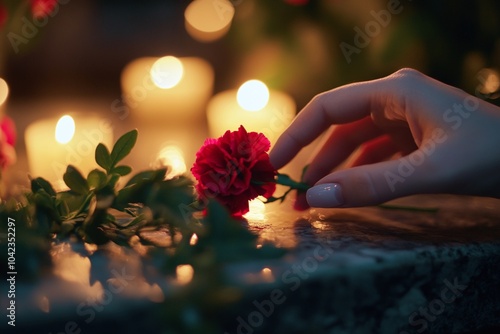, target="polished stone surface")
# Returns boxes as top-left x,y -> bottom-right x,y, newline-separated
2,194 -> 500,333
238,195 -> 500,333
